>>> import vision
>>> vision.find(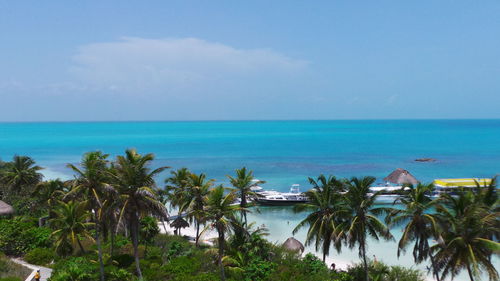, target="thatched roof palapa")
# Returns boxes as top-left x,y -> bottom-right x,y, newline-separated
384,168 -> 419,186
170,217 -> 189,229
283,237 -> 304,253
0,200 -> 14,216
